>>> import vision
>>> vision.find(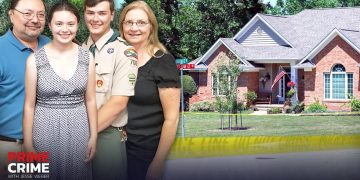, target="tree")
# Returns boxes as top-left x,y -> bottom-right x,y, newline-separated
174,0 -> 265,59
268,0 -> 360,15
212,52 -> 242,130
0,0 -> 11,35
